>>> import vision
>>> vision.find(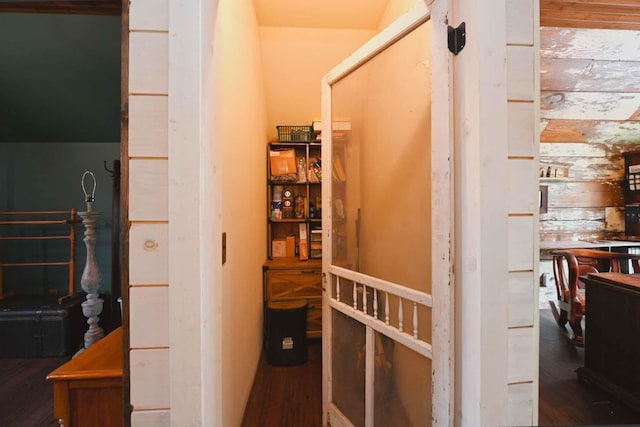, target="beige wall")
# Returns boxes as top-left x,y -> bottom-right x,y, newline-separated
216,0 -> 269,425
378,0 -> 420,28
259,26 -> 375,140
